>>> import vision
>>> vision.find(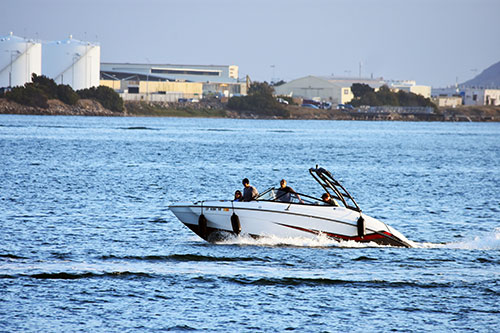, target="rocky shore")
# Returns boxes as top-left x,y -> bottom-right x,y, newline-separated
1,98 -> 498,121
0,99 -> 122,117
